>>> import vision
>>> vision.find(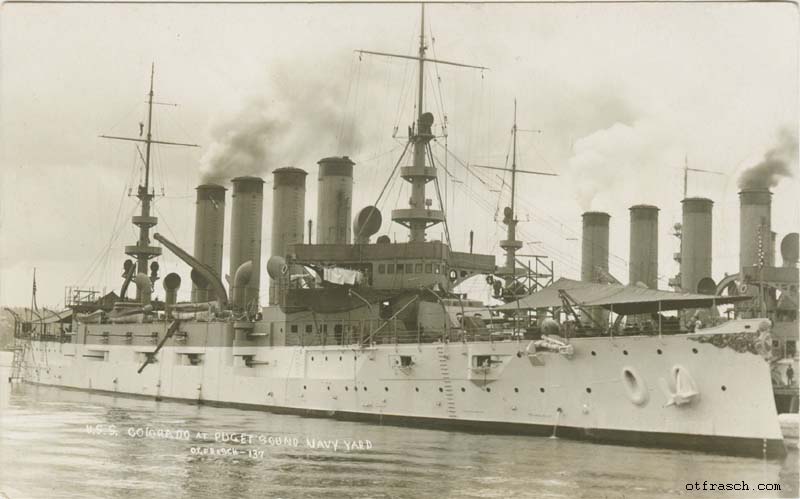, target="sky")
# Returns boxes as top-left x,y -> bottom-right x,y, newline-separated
0,1 -> 798,307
